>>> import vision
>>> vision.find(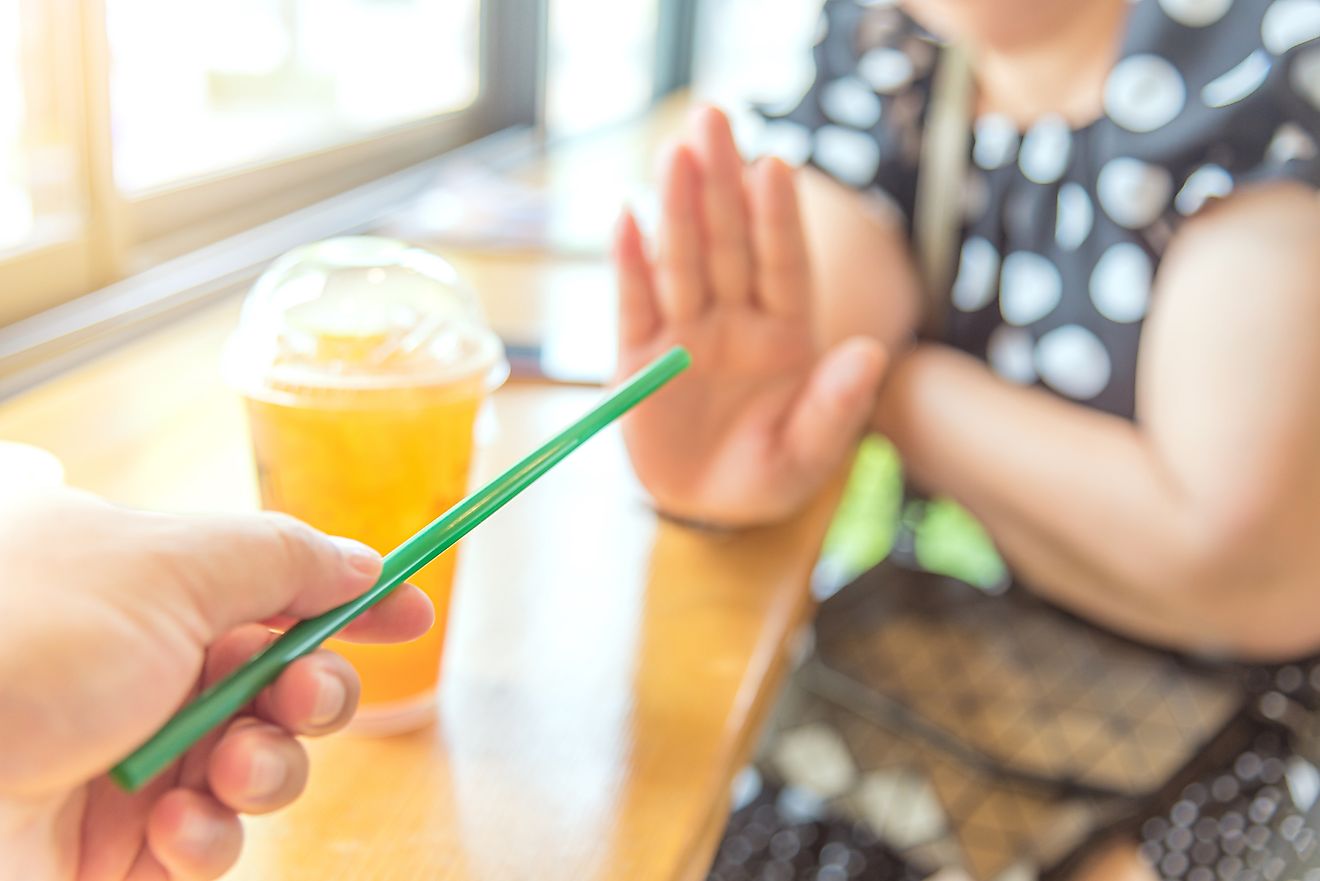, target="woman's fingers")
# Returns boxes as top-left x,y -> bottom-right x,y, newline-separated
691,106 -> 753,306
614,208 -> 660,350
206,719 -> 310,815
749,156 -> 812,317
656,142 -> 708,322
254,650 -> 359,736
145,788 -> 244,880
783,338 -> 887,476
